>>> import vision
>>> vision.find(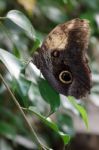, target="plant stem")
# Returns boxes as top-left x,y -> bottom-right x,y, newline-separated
0,73 -> 50,150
